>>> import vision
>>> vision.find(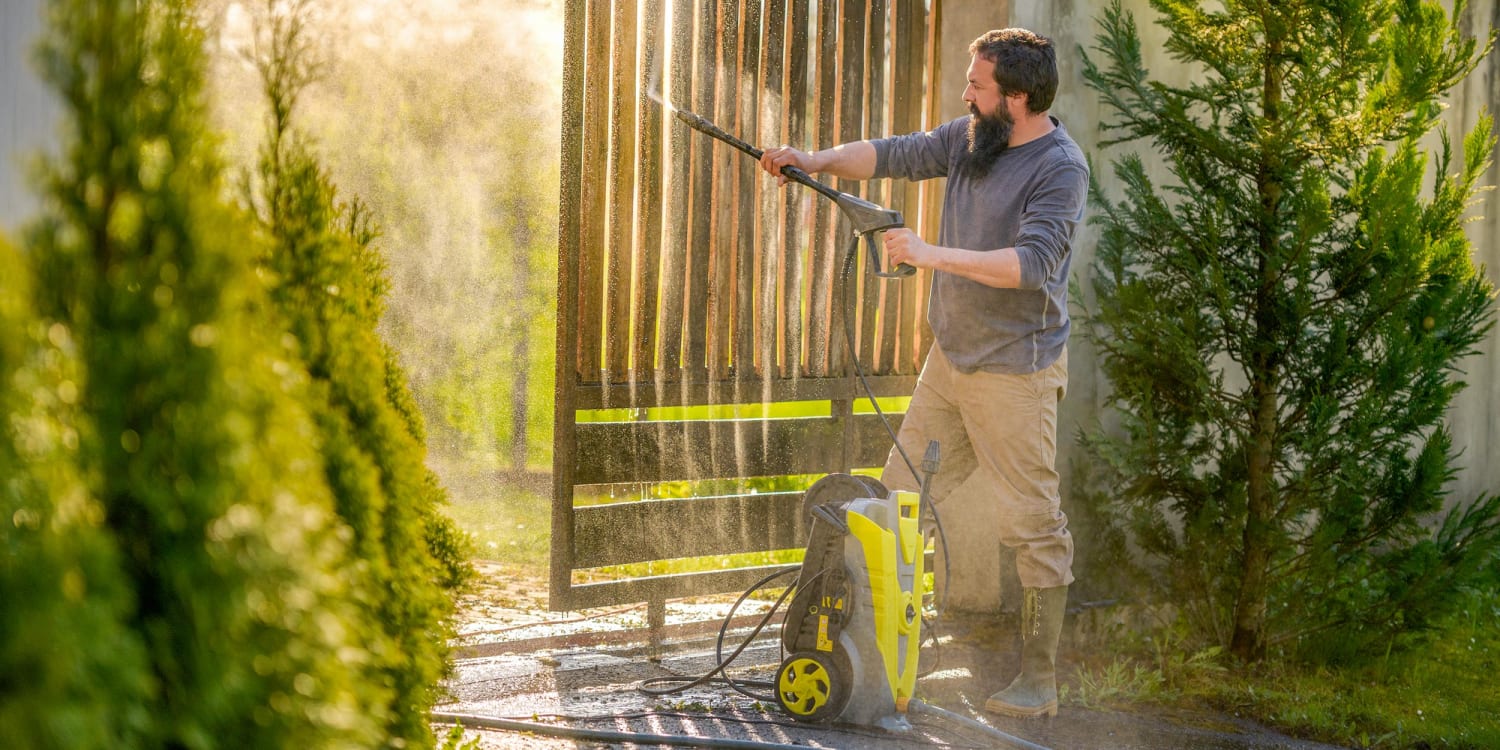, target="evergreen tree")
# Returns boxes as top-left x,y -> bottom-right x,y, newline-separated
1078,0 -> 1500,662
243,3 -> 470,744
25,0 -> 385,745
0,235 -> 150,750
